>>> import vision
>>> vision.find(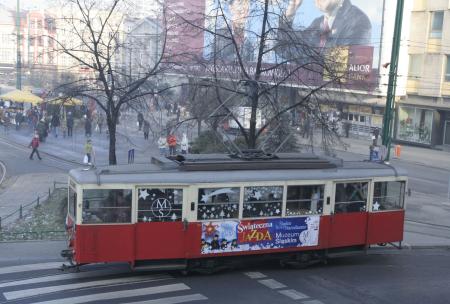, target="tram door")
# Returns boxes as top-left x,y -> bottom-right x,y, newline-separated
135,187 -> 186,260
329,181 -> 369,247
